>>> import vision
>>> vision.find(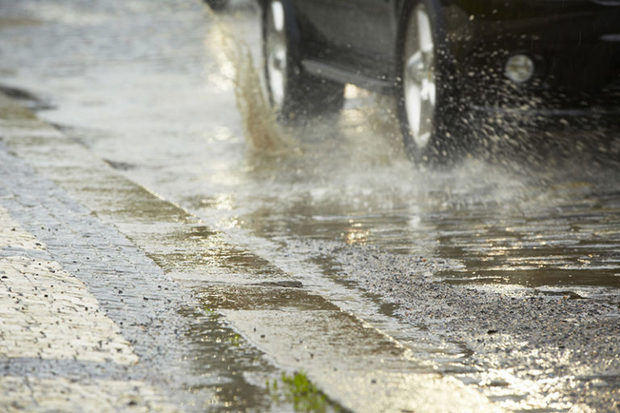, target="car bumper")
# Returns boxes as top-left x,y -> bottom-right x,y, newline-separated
445,0 -> 620,106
